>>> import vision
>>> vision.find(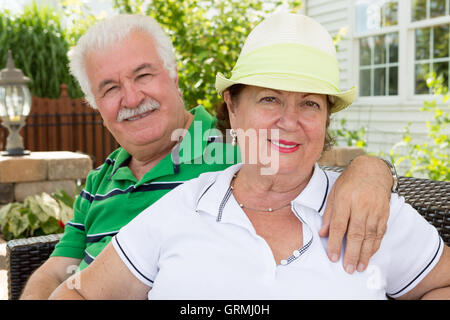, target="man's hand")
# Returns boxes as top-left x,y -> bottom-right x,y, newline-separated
319,155 -> 393,274
20,256 -> 81,300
